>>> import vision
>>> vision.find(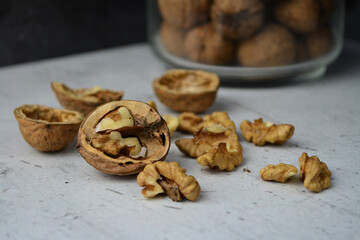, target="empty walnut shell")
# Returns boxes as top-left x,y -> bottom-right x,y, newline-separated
14,104 -> 83,152
153,69 -> 220,113
77,100 -> 170,175
51,81 -> 124,117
